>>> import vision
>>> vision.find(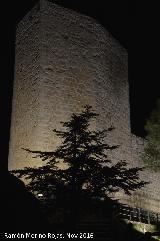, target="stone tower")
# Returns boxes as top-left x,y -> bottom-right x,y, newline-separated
8,0 -> 160,214
8,0 -> 130,171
